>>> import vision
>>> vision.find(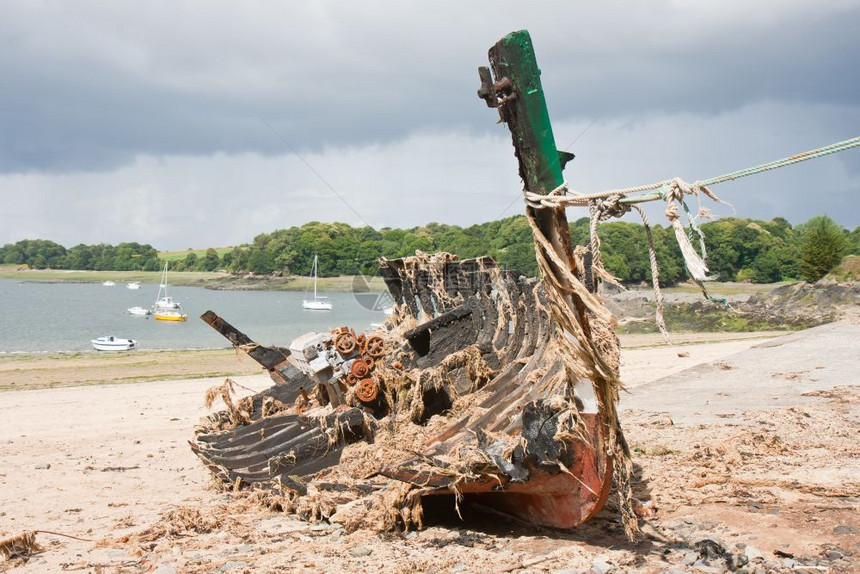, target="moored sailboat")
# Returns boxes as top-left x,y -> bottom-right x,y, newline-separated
302,255 -> 333,311
153,262 -> 187,322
